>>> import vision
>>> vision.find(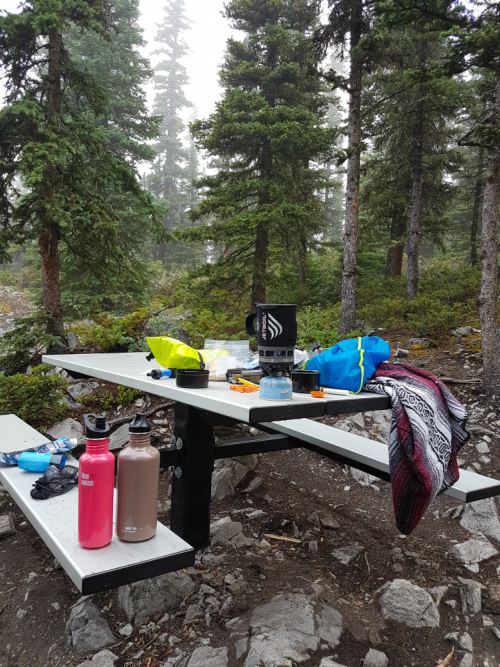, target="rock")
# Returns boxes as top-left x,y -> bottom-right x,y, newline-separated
331,542 -> 364,565
0,514 -> 15,539
47,417 -> 85,446
210,517 -> 245,546
363,648 -> 389,667
450,535 -> 498,572
458,653 -> 473,667
65,598 -> 115,653
67,381 -> 99,401
309,540 -> 318,554
452,326 -> 474,338
320,660 -> 348,667
476,441 -> 490,454
319,514 -> 339,530
459,632 -> 473,652
211,455 -> 258,501
460,499 -> 500,542
119,623 -> 133,637
67,332 -> 81,352
109,423 -> 129,451
184,604 -> 203,624
77,650 -> 118,667
491,626 -> 500,642
429,586 -> 448,606
459,578 -> 483,615
117,571 -> 196,625
16,609 -> 27,620
379,579 -> 440,628
395,348 -> 409,358
350,468 -> 378,487
242,476 -> 263,493
227,592 -> 343,666
186,646 -> 228,667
